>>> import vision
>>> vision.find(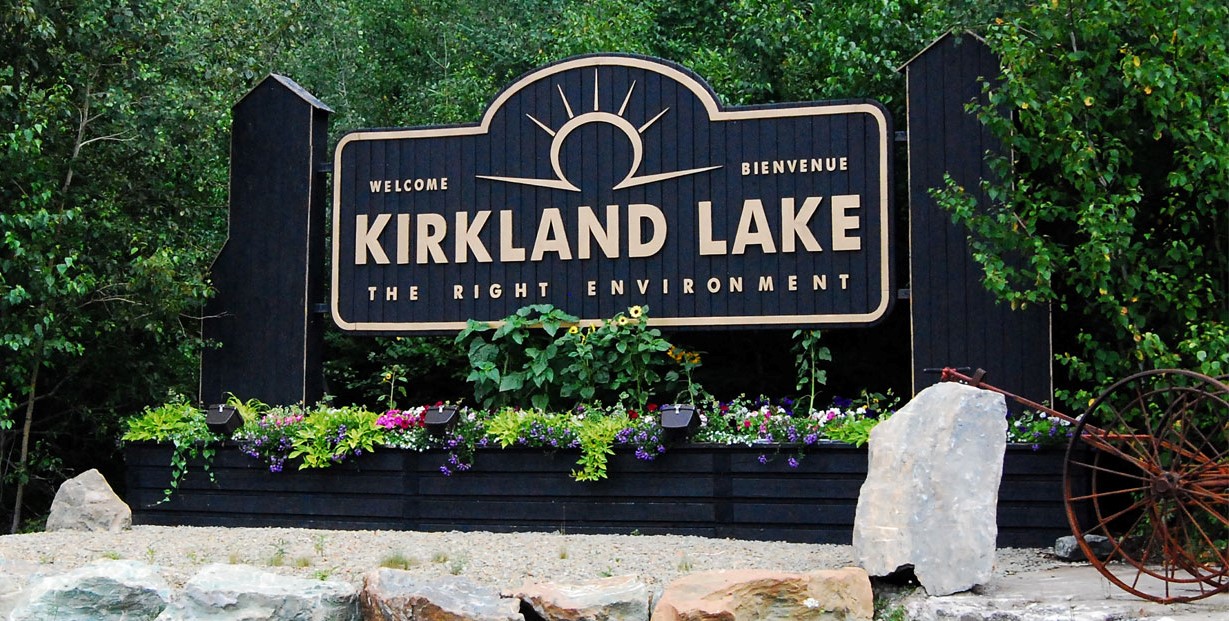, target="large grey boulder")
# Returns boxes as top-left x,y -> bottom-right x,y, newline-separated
511,574 -> 651,621
652,567 -> 873,621
156,563 -> 359,620
361,569 -> 523,621
45,468 -> 132,532
9,559 -> 170,621
853,382 -> 1007,596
